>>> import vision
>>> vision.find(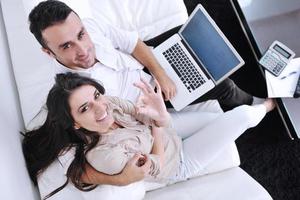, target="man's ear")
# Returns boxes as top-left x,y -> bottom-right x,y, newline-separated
42,47 -> 56,58
74,122 -> 81,130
